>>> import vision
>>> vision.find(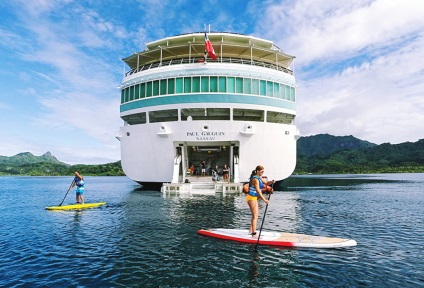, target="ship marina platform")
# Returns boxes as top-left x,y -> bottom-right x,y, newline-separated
161,175 -> 243,194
